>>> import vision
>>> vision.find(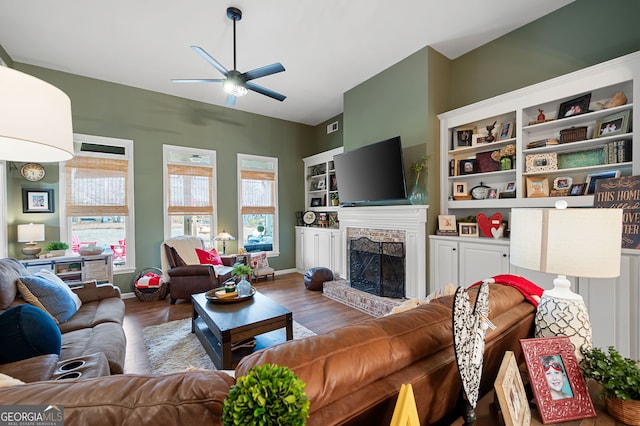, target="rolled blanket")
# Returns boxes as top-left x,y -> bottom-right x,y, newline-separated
135,273 -> 162,289
469,274 -> 543,307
